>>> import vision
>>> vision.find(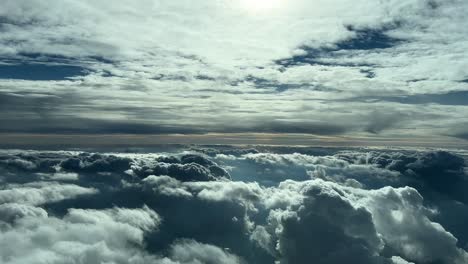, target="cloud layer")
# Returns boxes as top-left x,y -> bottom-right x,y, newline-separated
1,146 -> 467,263
0,0 -> 467,142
